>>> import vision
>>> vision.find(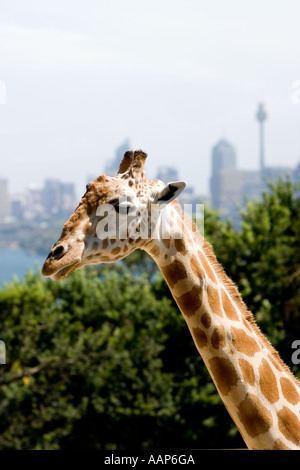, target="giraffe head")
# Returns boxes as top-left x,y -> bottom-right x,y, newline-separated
42,150 -> 186,280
